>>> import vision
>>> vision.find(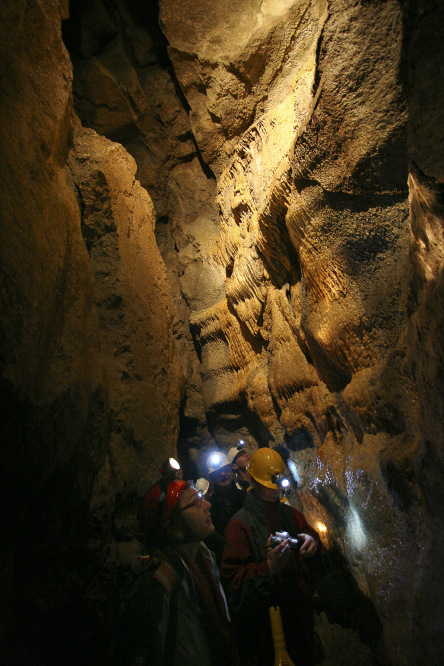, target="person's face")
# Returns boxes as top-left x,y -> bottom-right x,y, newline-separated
177,487 -> 215,540
233,451 -> 250,471
211,464 -> 232,489
254,481 -> 280,503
